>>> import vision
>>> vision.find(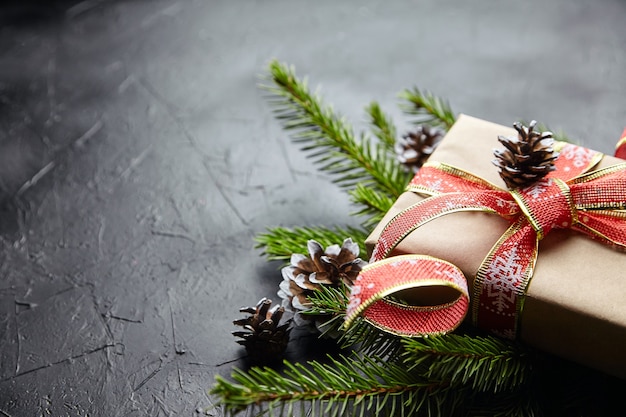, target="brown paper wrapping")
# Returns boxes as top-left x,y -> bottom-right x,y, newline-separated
366,114 -> 626,379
